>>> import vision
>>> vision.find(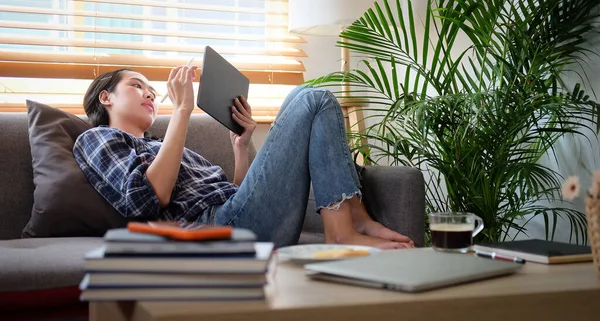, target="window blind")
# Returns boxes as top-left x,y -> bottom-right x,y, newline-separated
0,0 -> 306,122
